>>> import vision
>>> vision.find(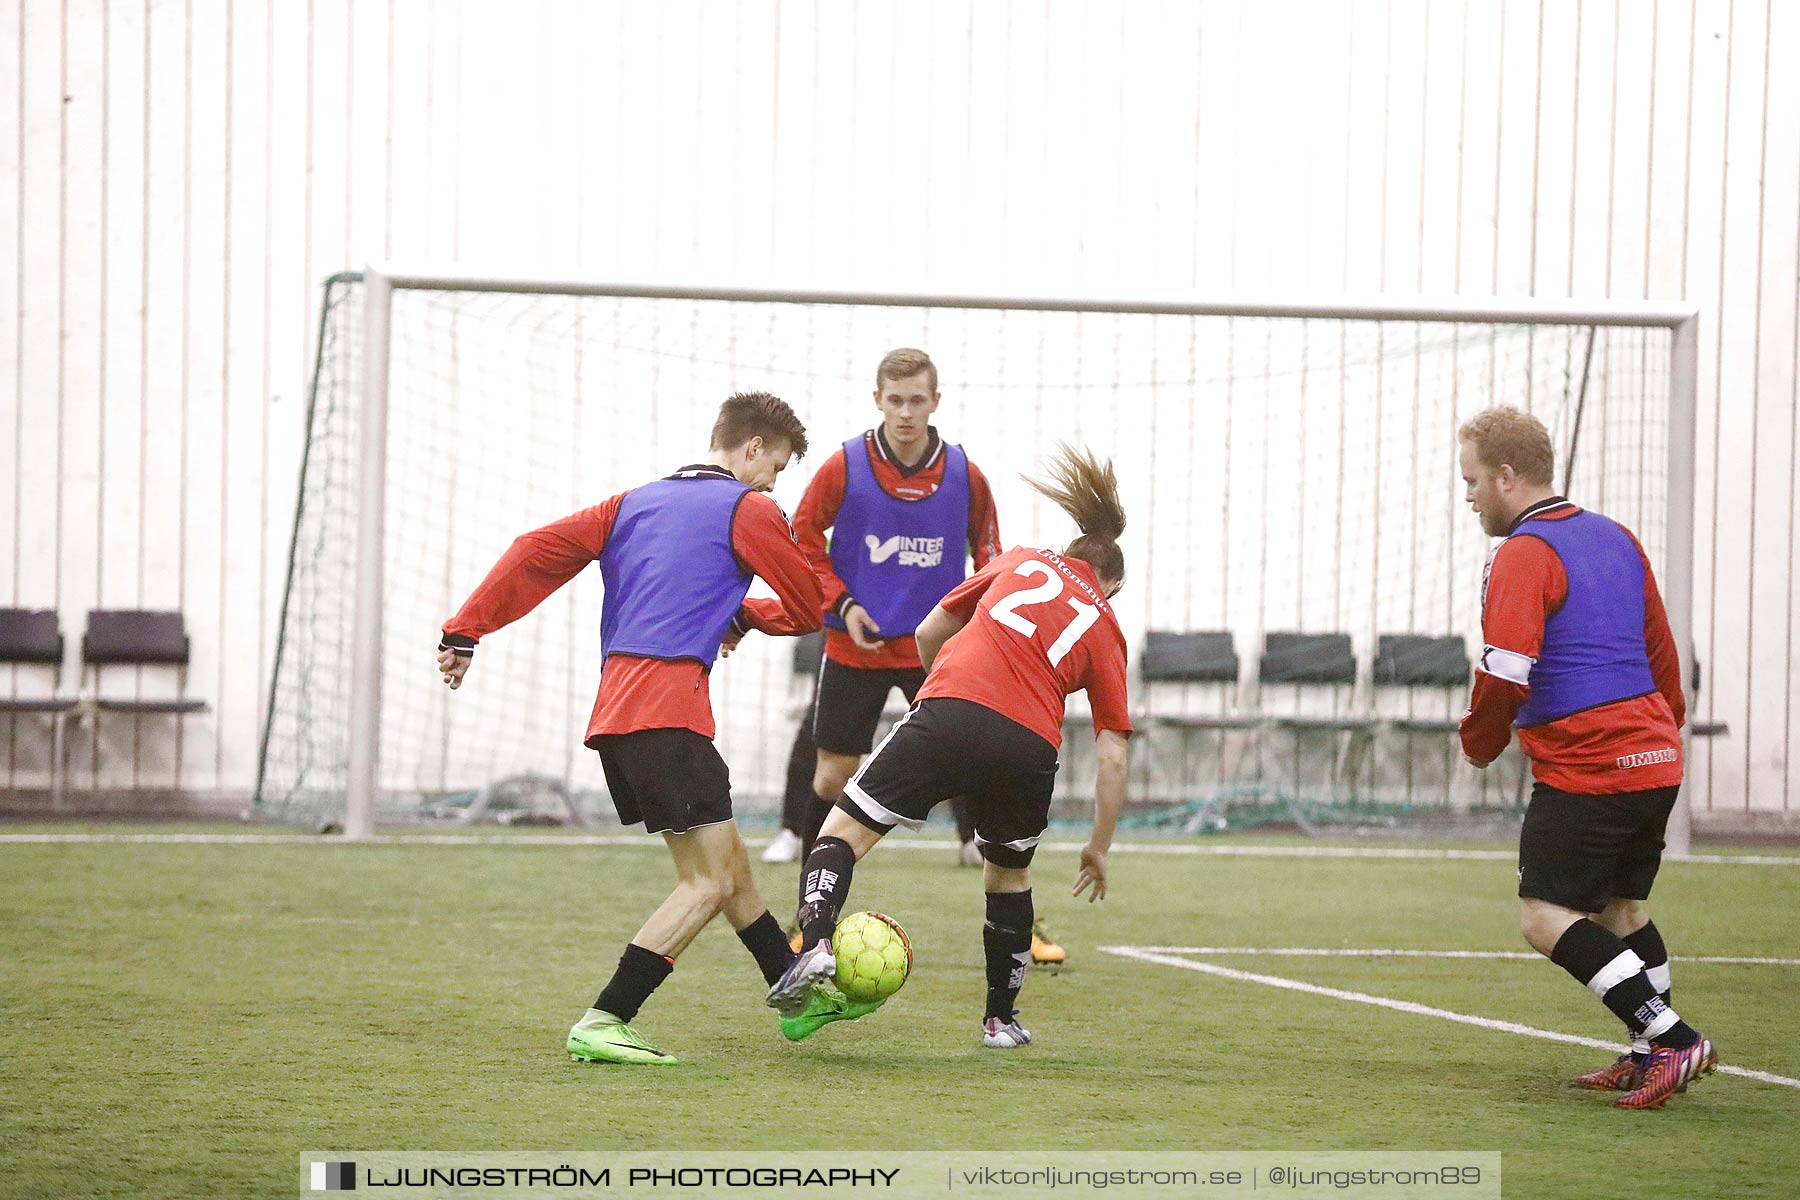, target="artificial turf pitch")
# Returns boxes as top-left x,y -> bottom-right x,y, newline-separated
2,824 -> 1796,1198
